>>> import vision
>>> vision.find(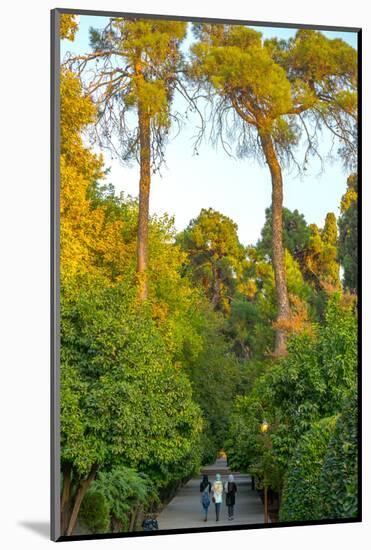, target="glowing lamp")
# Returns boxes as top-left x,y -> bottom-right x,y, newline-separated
260,420 -> 269,433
